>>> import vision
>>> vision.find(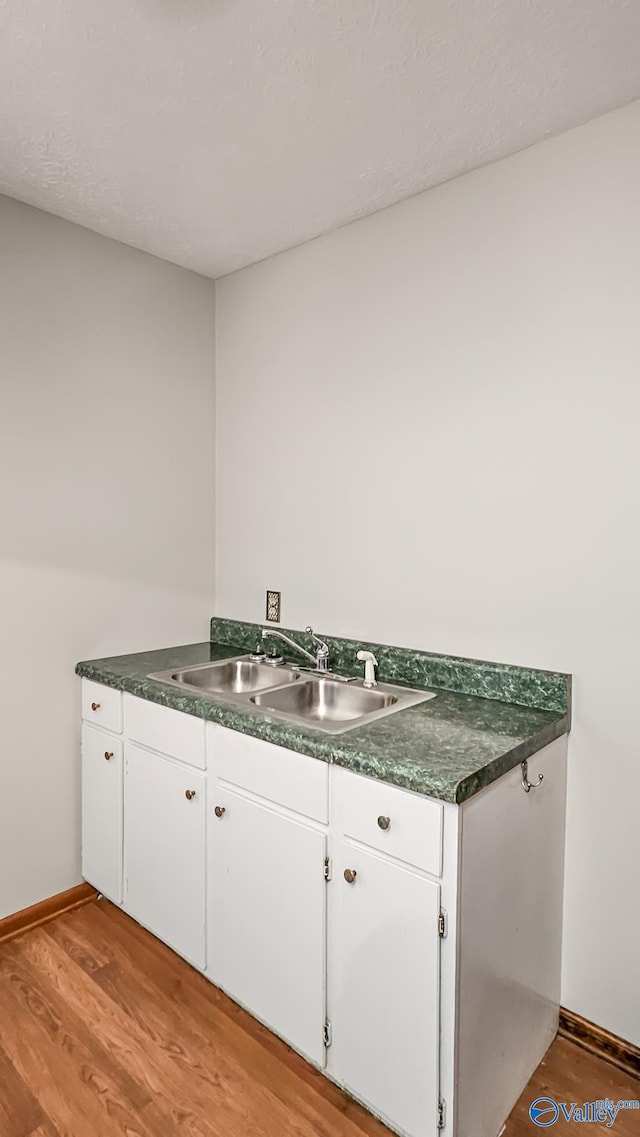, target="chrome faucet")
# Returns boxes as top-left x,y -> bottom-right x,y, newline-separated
261,625 -> 331,671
